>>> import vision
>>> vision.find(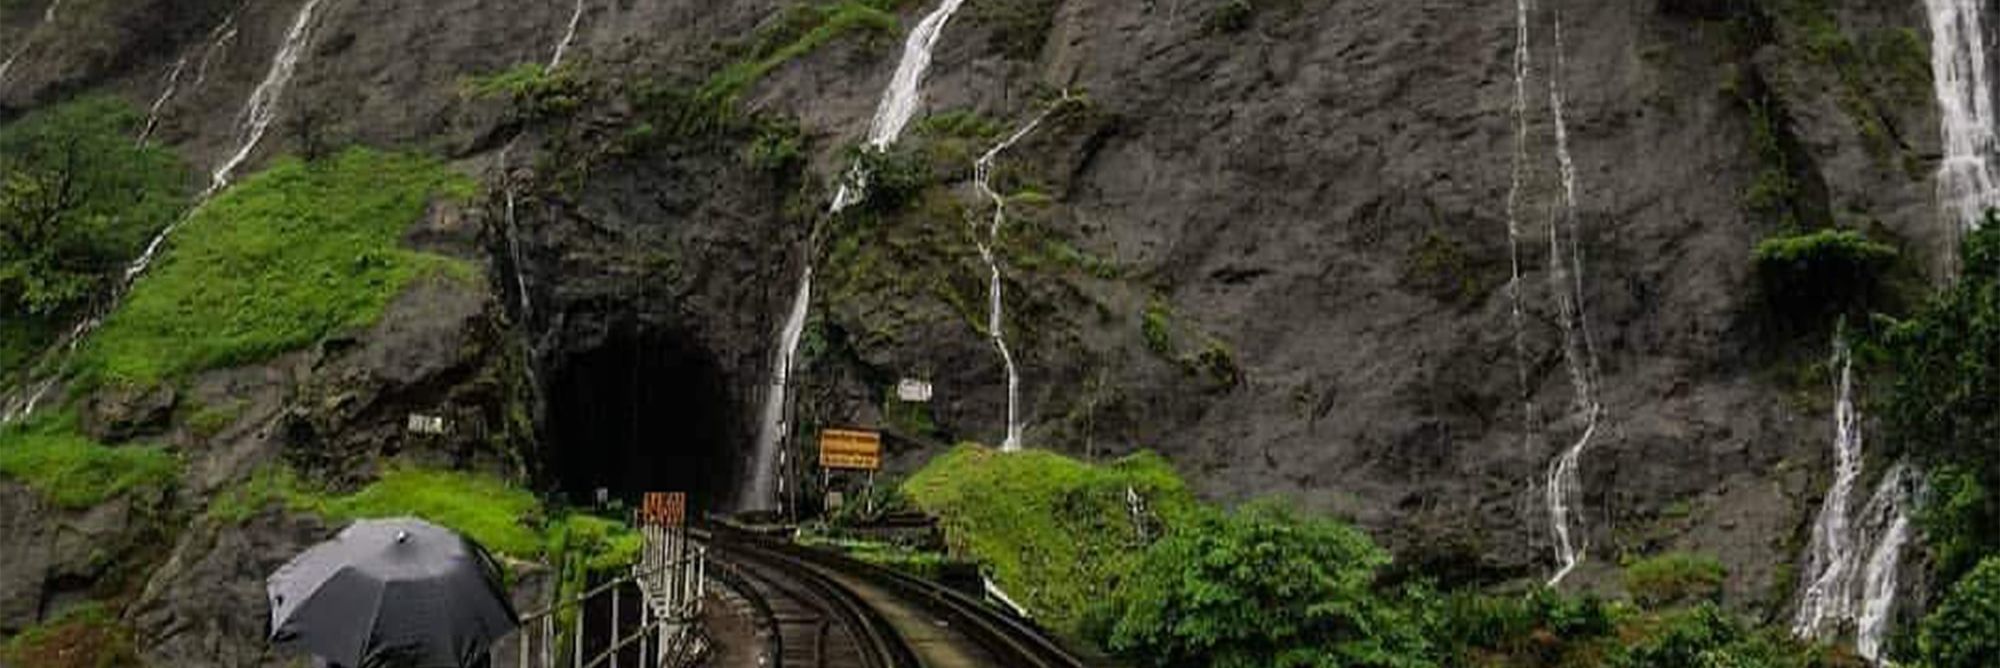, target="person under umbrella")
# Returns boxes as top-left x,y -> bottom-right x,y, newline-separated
268,517 -> 519,668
